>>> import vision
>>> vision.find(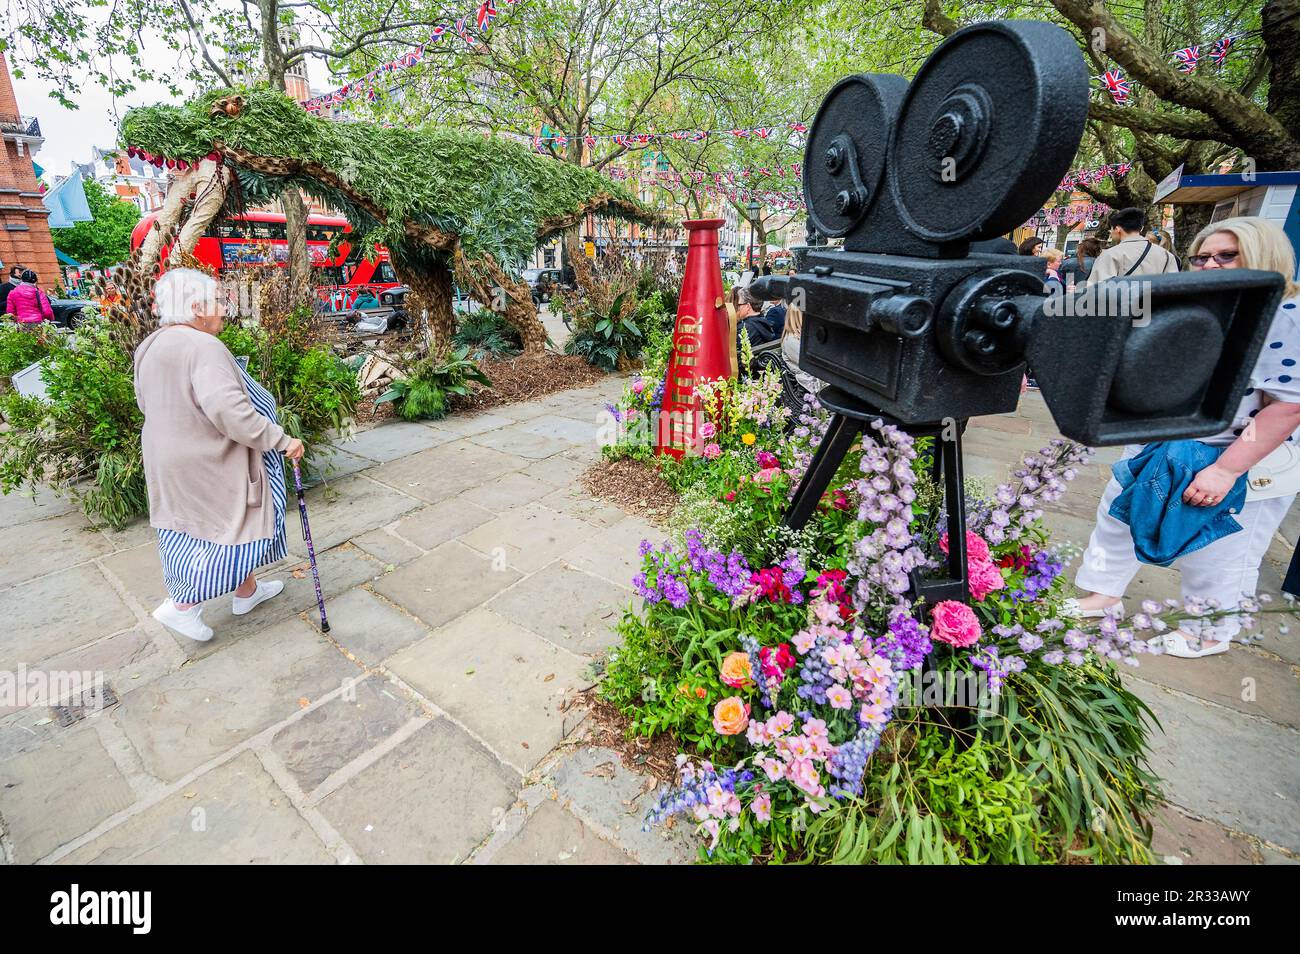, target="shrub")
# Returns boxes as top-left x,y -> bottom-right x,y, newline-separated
376,345 -> 491,420
453,307 -> 523,359
564,291 -> 643,372
0,322 -> 54,383
0,319 -> 147,527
